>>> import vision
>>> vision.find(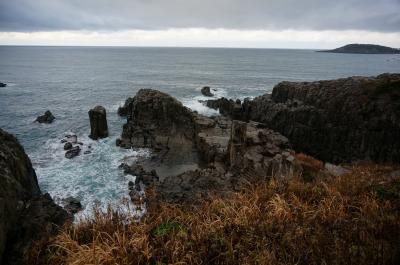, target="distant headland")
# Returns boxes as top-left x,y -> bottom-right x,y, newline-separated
319,44 -> 400,54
